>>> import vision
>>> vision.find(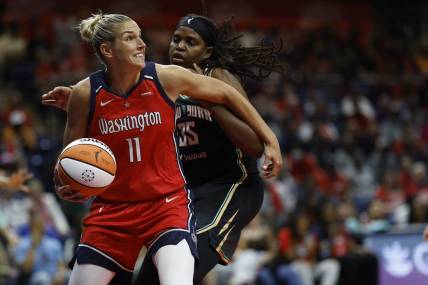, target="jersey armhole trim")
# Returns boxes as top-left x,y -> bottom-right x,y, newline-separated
87,73 -> 102,134
149,63 -> 175,109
